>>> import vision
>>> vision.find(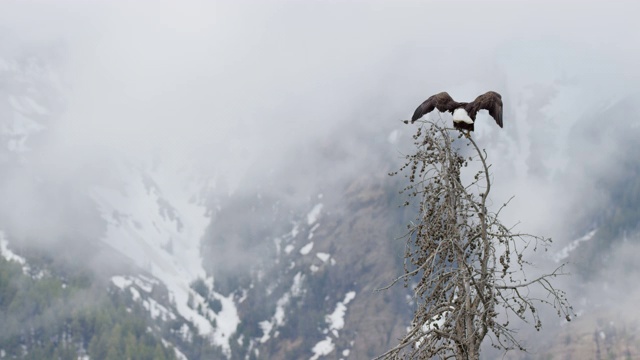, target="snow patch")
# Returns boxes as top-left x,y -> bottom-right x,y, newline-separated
161,339 -> 187,360
326,291 -> 356,335
344,291 -> 356,304
259,321 -> 273,343
178,324 -> 191,343
307,204 -> 323,225
292,272 -> 305,296
92,161 -> 239,355
310,291 -> 357,353
316,252 -> 331,262
174,347 -> 188,360
300,242 -> 314,255
284,244 -> 295,254
144,297 -> 176,321
290,223 -> 300,238
111,275 -> 176,321
211,292 -> 239,350
554,229 -> 597,262
129,287 -> 141,301
310,337 -> 335,360
308,223 -> 320,240
258,272 -> 306,344
0,232 -> 27,267
134,275 -> 158,293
